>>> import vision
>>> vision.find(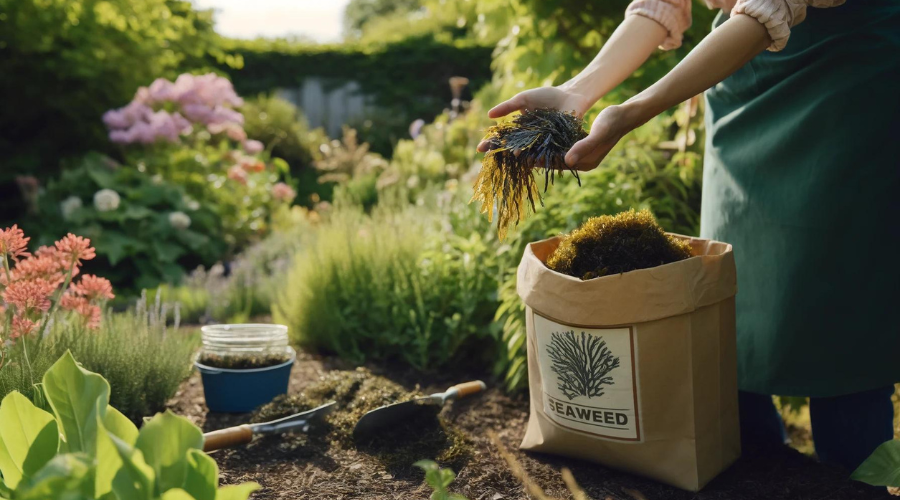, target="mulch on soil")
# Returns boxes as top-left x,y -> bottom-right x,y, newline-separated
167,351 -> 893,500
